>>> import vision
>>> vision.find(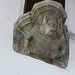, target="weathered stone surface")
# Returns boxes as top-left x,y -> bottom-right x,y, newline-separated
13,0 -> 69,68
